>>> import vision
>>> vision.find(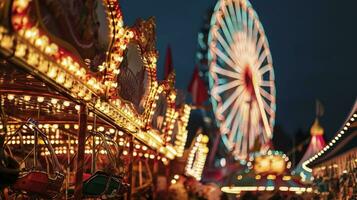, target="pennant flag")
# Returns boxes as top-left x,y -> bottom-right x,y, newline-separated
163,45 -> 174,80
188,67 -> 208,106
316,99 -> 324,117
